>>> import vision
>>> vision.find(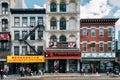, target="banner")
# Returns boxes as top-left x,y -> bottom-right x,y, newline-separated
7,56 -> 45,63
